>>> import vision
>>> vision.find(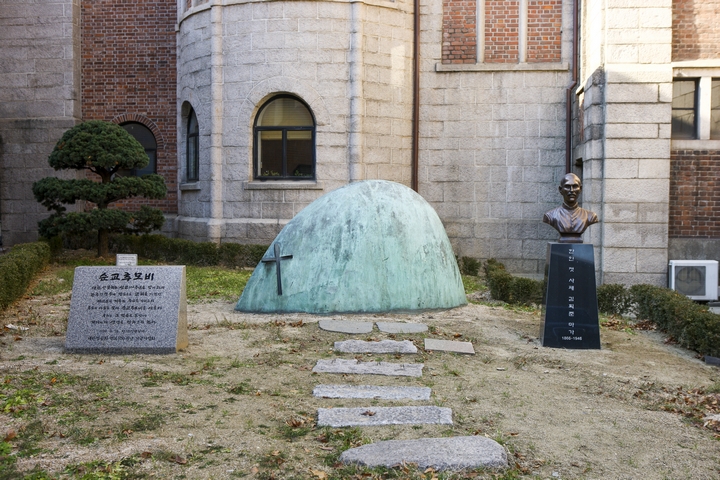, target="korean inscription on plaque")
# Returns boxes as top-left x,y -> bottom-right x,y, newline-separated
540,243 -> 601,349
65,266 -> 188,354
